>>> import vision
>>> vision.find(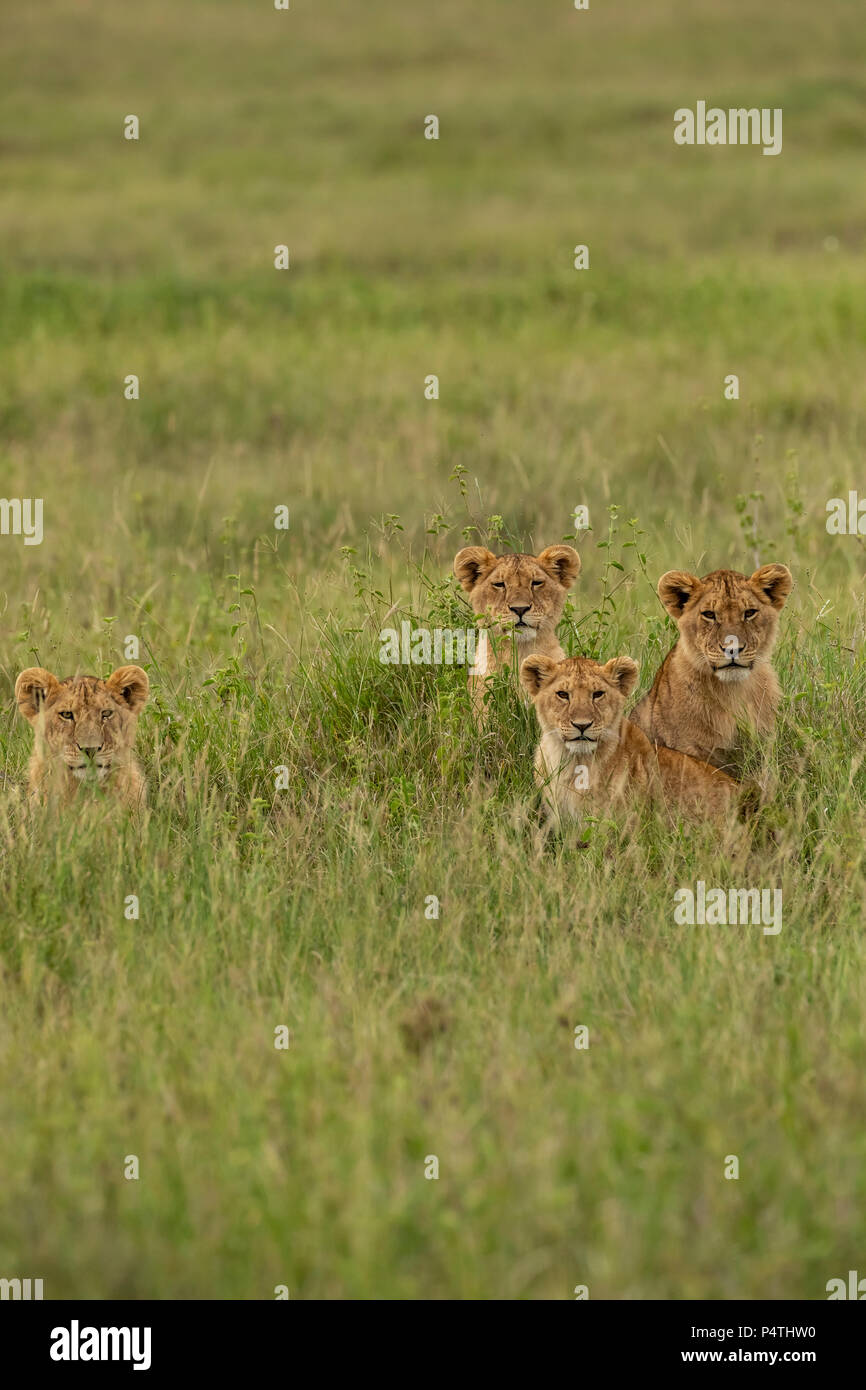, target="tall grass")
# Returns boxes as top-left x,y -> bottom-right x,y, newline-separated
0,0 -> 864,1298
